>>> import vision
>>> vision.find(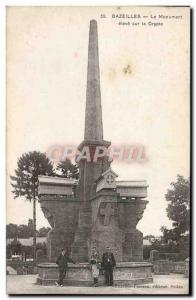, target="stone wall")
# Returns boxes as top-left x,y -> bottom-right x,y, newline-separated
39,196 -> 80,262
89,191 -> 147,262
153,260 -> 187,275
